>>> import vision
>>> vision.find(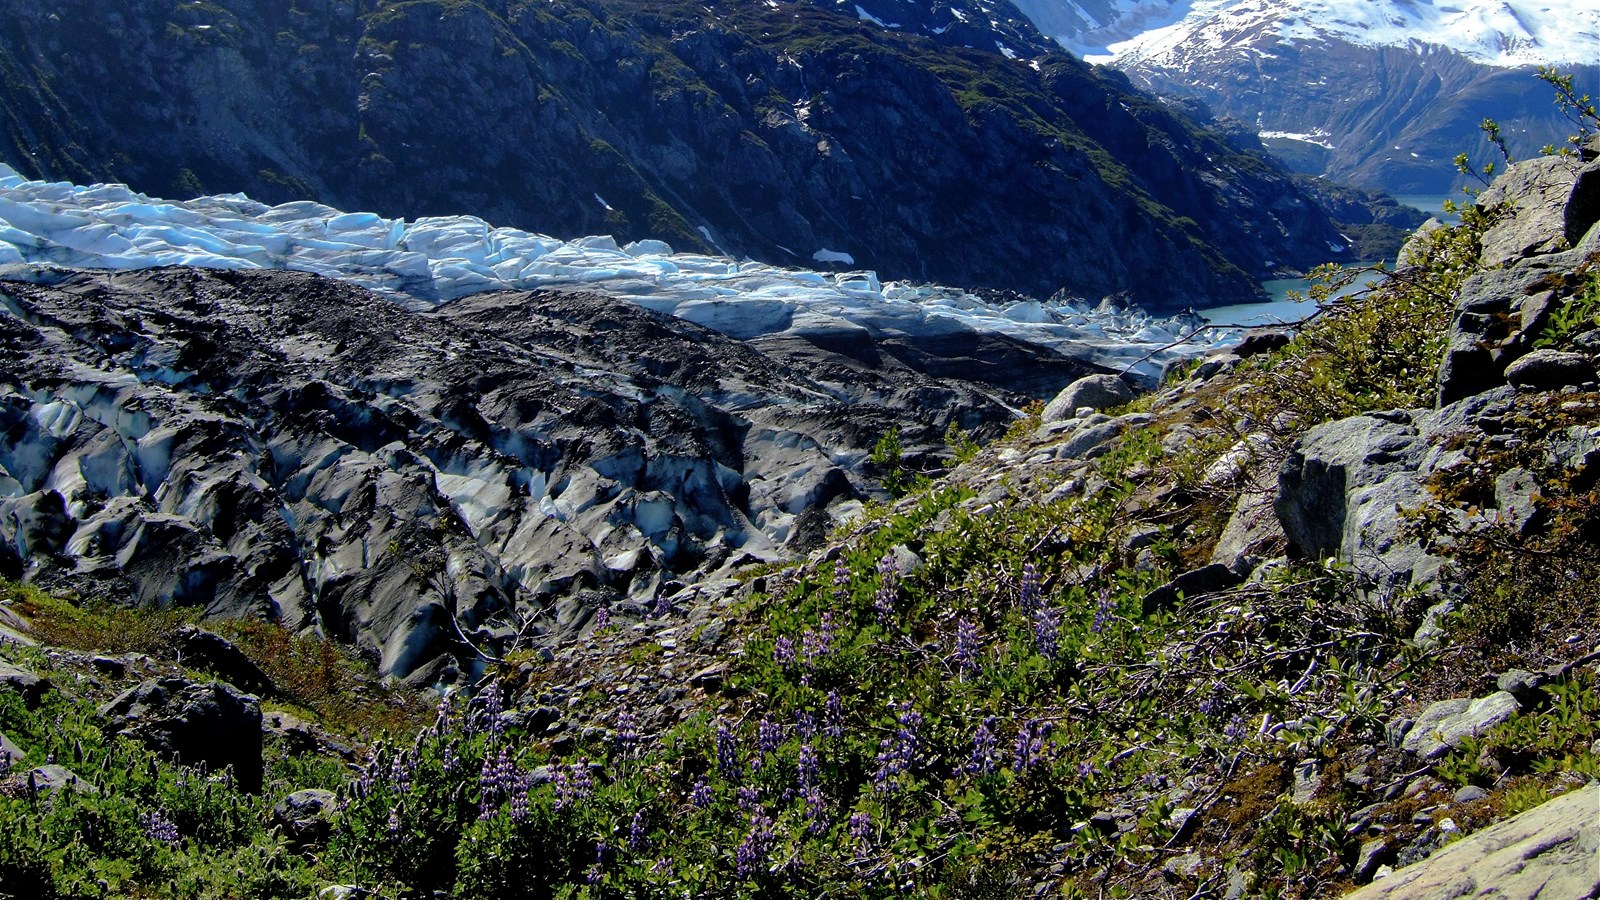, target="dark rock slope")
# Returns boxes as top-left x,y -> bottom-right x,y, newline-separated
0,0 -> 1347,309
0,265 -> 1096,680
